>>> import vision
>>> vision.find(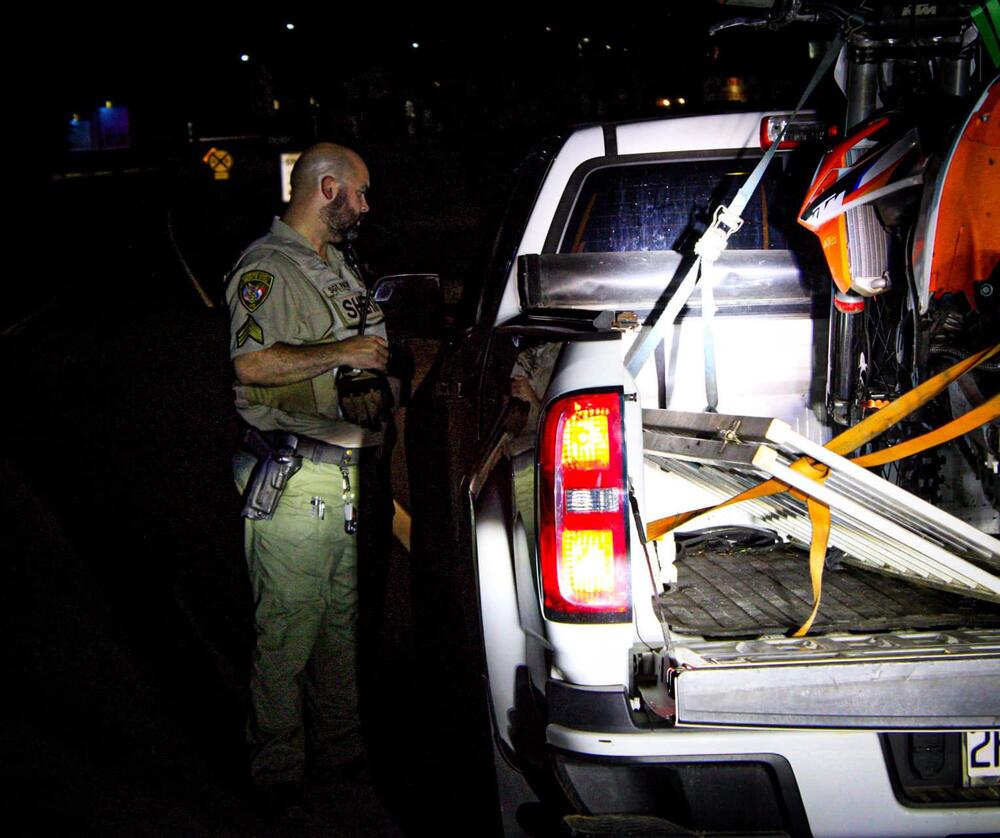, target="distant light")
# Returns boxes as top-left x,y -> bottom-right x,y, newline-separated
273,99 -> 280,111
677,97 -> 686,105
545,26 -> 552,32
240,54 -> 249,62
411,42 -> 420,49
726,77 -> 746,102
605,44 -> 612,50
657,98 -> 672,108
285,22 -> 295,30
581,36 -> 591,44
308,96 -> 317,106
104,100 -> 113,109
71,114 -> 80,125
433,80 -> 441,88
